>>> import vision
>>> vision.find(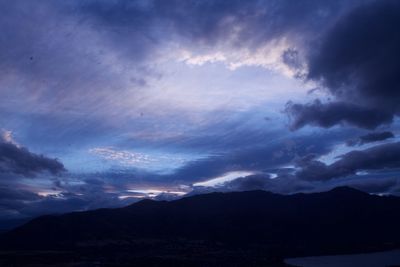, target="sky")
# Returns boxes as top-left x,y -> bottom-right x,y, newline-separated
1,0 -> 400,224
